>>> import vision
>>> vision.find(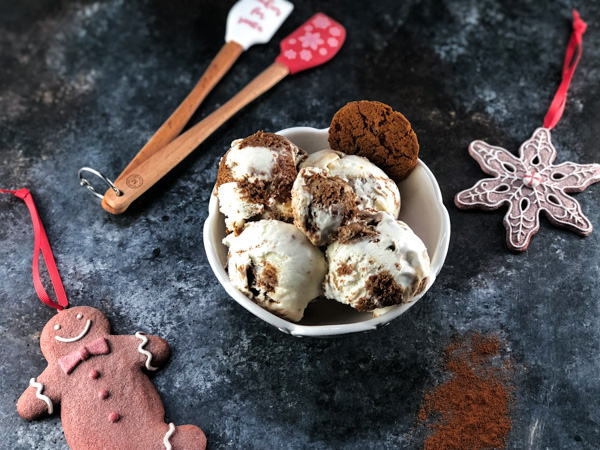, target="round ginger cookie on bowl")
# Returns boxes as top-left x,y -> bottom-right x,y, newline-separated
328,100 -> 419,183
